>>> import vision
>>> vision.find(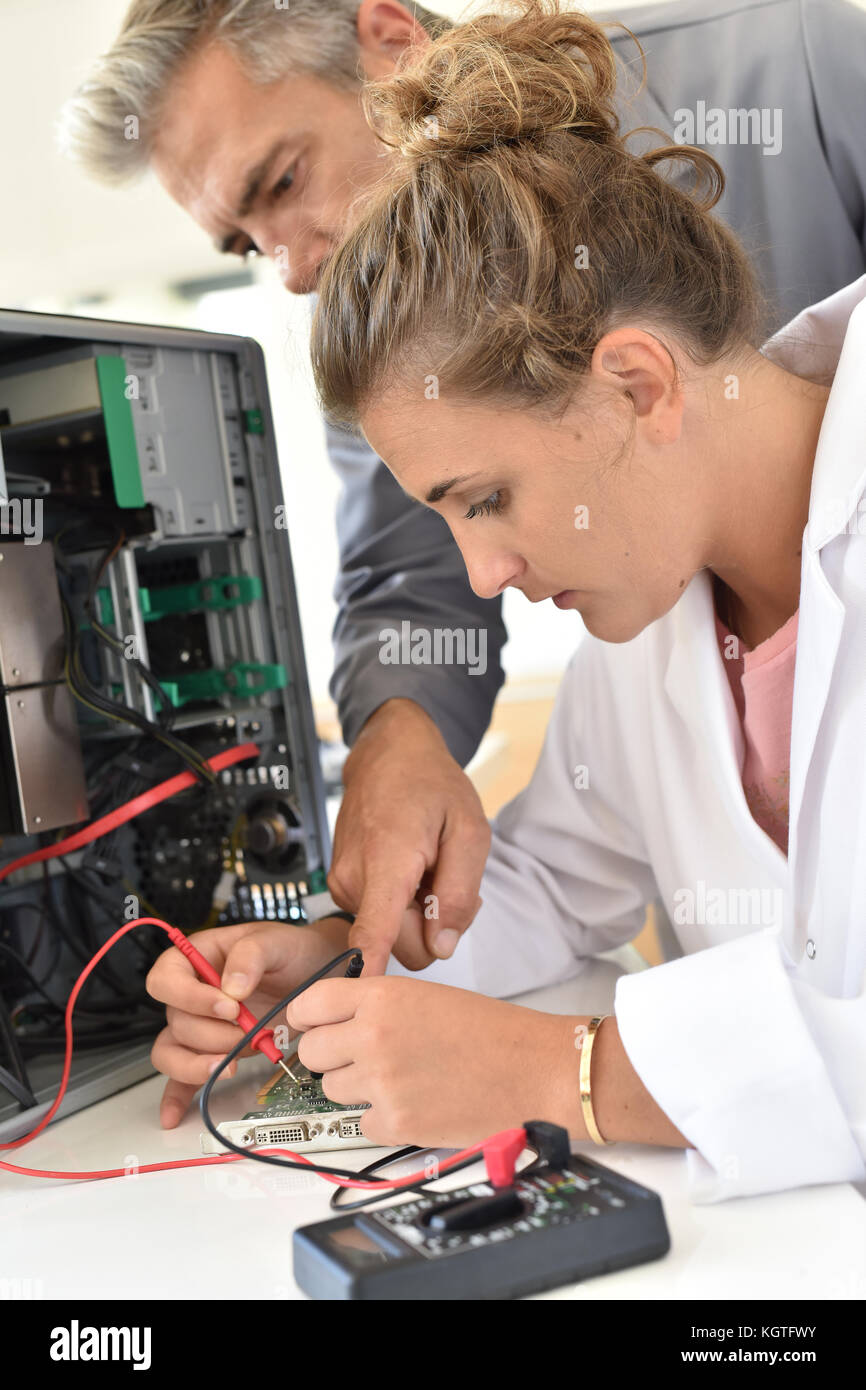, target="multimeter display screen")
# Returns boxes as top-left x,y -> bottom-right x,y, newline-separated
326,1225 -> 392,1268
